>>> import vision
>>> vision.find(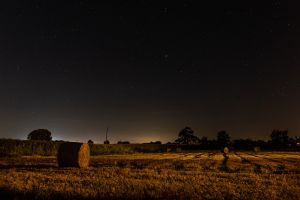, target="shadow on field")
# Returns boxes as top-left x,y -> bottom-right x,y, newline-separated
0,187 -> 157,200
219,153 -> 230,172
0,164 -> 57,169
0,188 -> 84,200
